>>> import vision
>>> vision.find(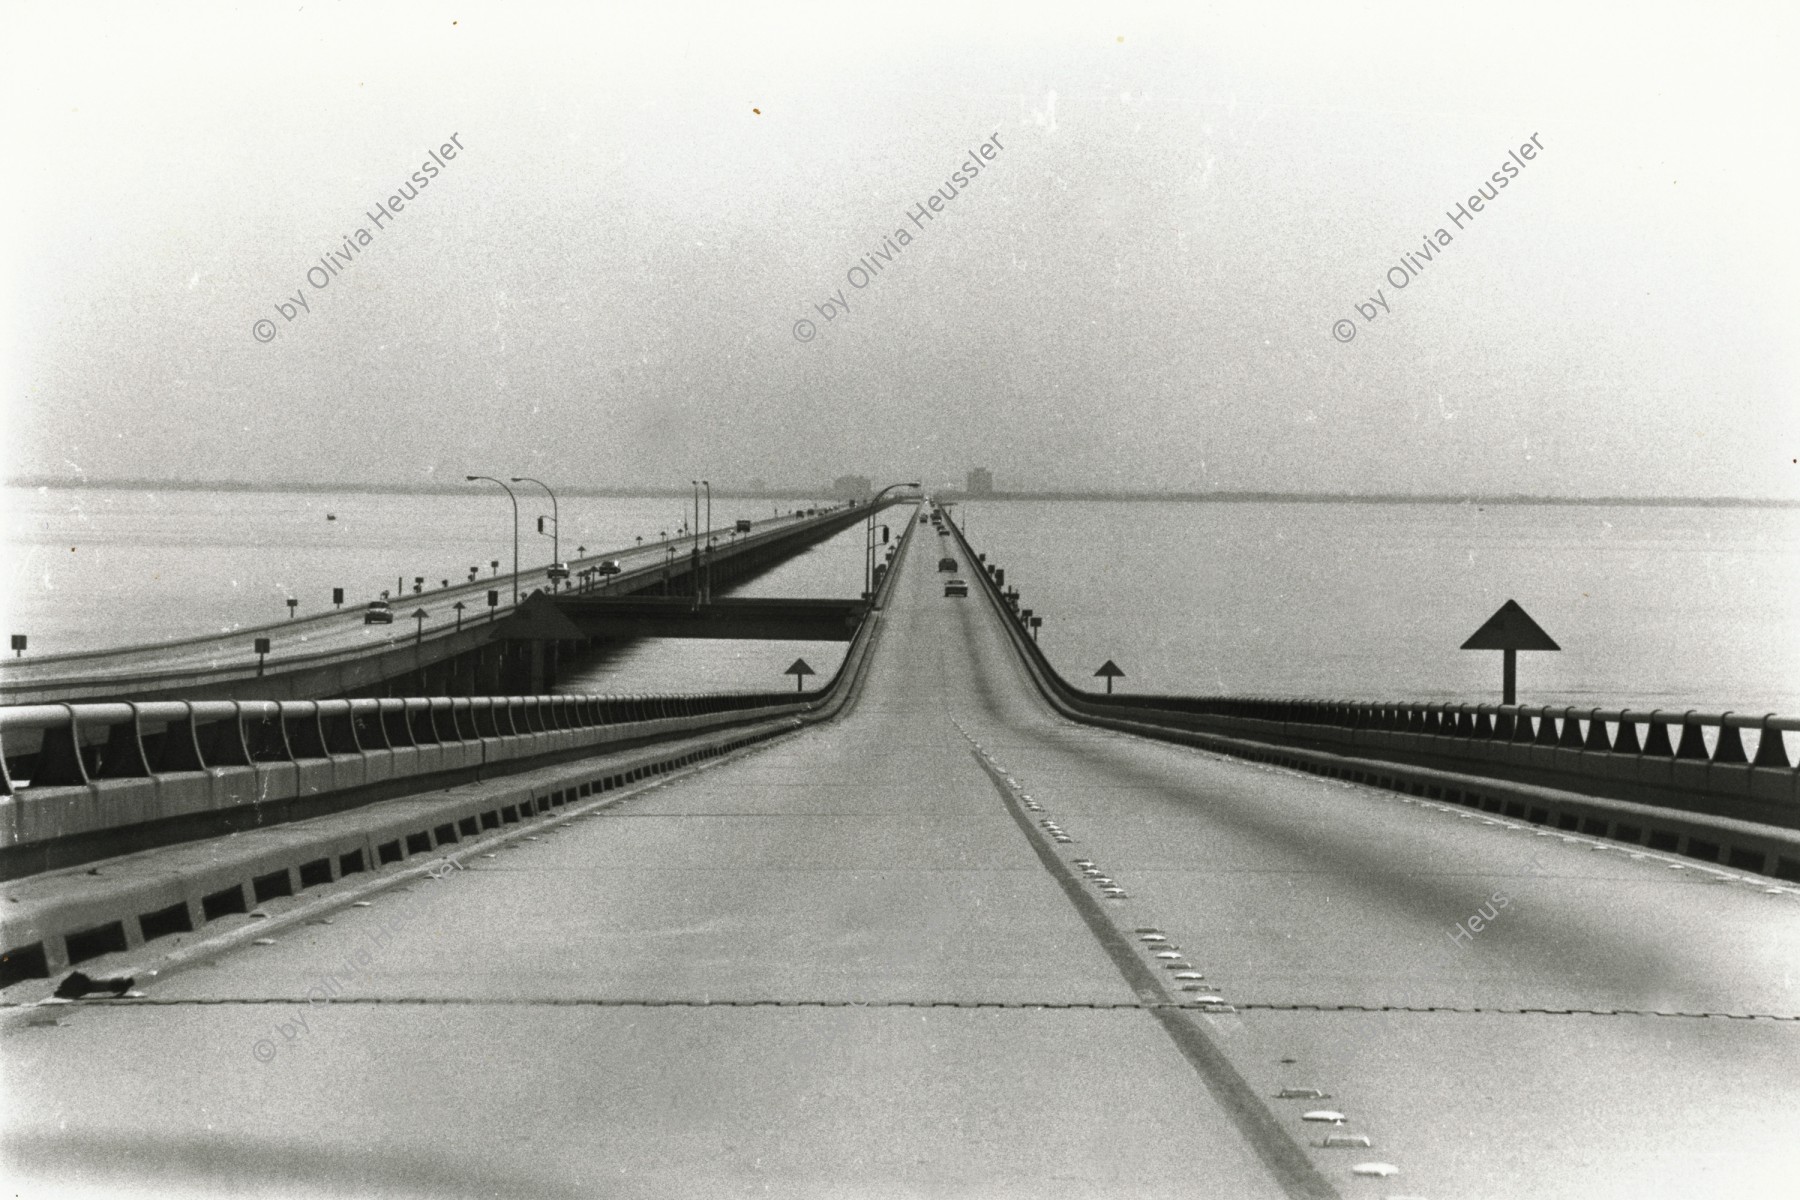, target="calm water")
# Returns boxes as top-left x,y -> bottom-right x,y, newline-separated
555,516 -> 870,695
5,488 -> 1797,710
952,500 -> 1800,713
